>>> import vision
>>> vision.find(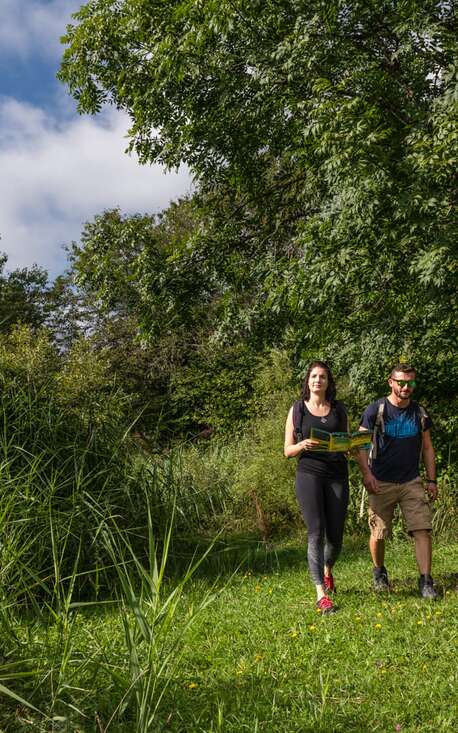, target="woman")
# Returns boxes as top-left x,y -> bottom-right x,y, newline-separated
284,361 -> 349,614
